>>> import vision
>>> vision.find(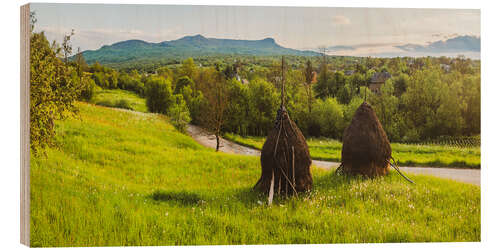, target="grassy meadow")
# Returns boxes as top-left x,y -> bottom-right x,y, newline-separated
90,89 -> 148,113
30,101 -> 480,246
225,133 -> 481,169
